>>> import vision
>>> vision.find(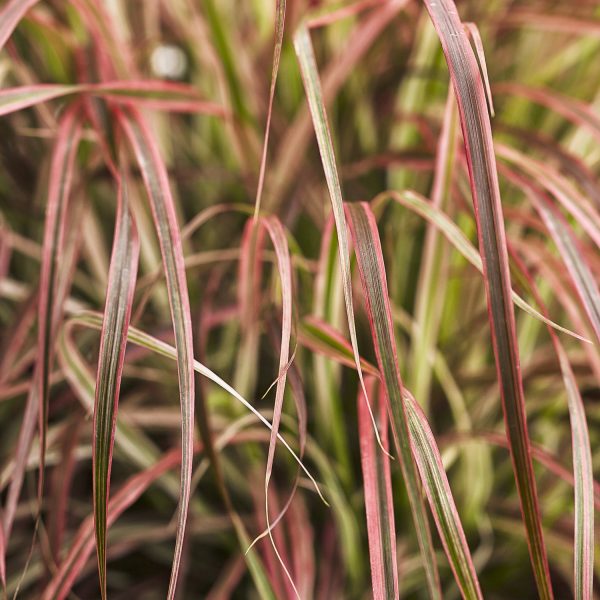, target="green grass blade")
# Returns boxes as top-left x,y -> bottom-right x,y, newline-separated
293,22 -> 388,457
372,189 -> 588,343
404,391 -> 483,600
69,310 -> 326,505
